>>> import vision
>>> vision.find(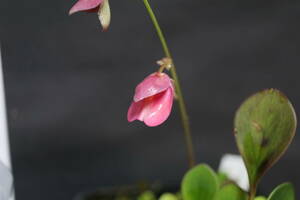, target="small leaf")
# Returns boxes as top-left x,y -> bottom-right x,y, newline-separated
98,0 -> 111,30
234,89 -> 297,187
216,183 -> 248,200
137,191 -> 156,200
159,193 -> 178,200
181,164 -> 219,200
217,172 -> 229,185
255,196 -> 267,200
268,183 -> 295,200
